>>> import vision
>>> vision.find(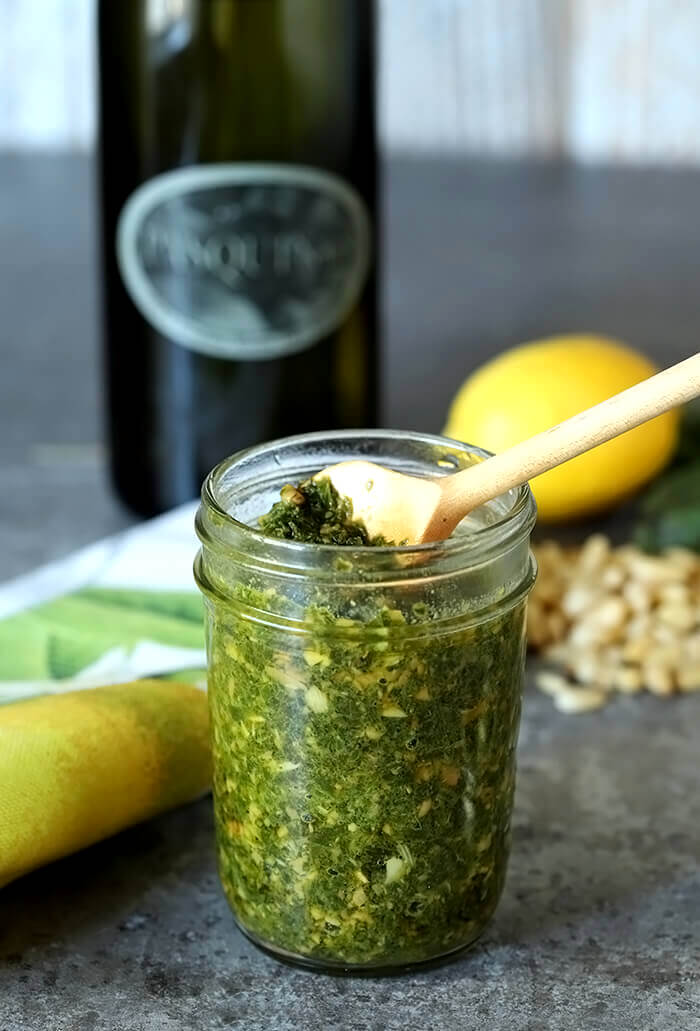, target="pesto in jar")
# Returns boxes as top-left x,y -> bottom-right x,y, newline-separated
206,480 -> 527,967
